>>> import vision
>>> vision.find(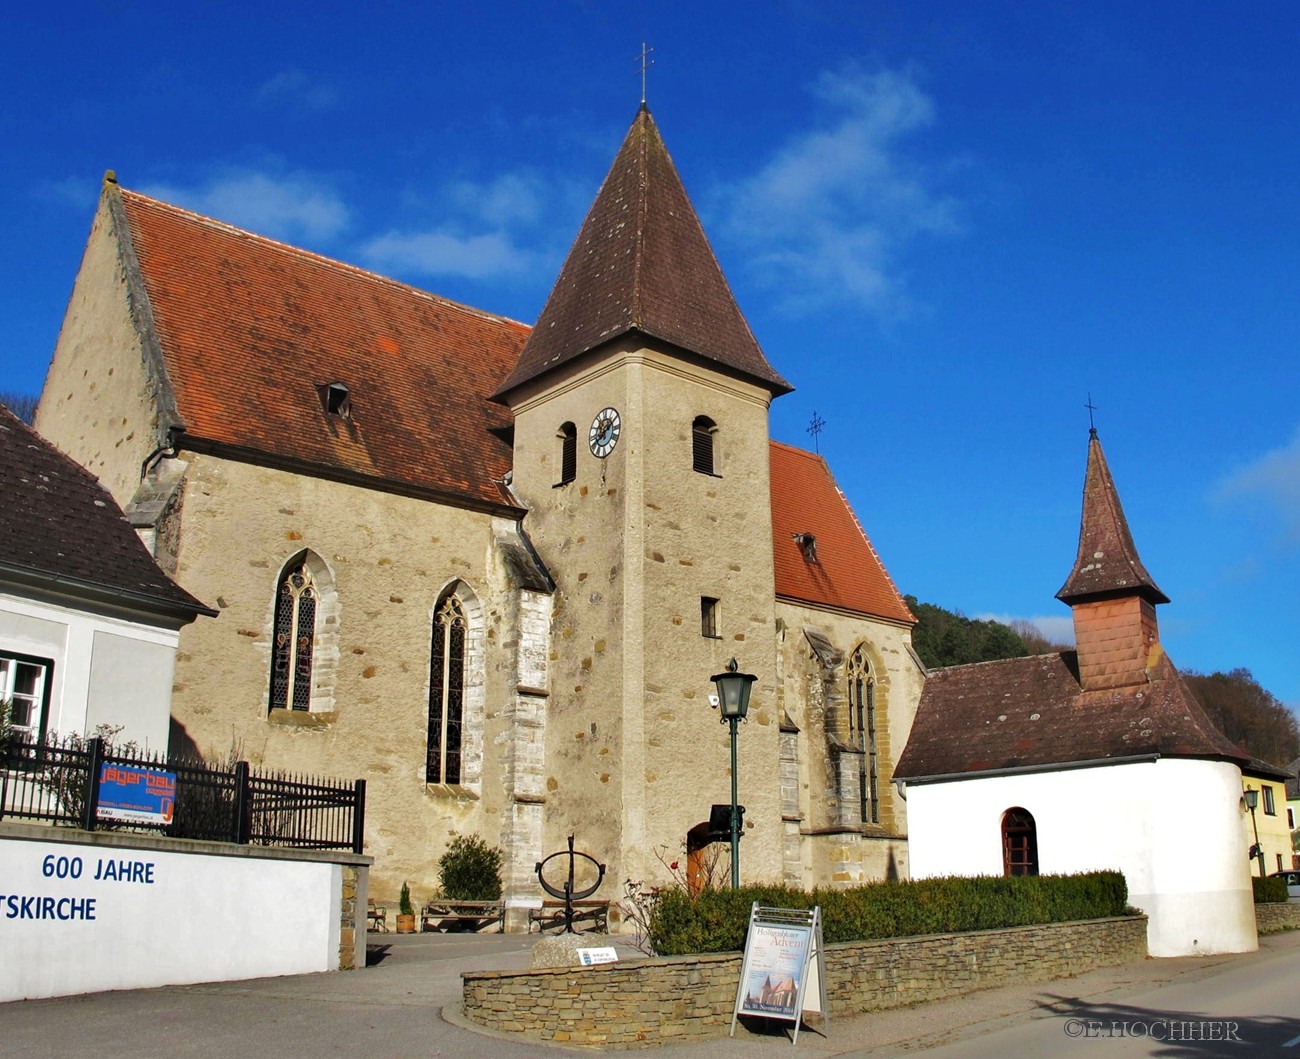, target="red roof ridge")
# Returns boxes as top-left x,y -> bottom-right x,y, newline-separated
119,187 -> 532,335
